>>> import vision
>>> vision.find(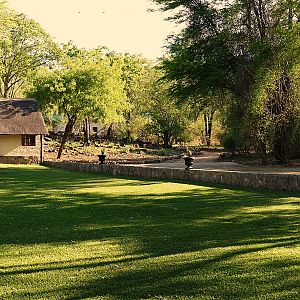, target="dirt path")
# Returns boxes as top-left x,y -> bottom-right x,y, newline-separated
142,151 -> 300,175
